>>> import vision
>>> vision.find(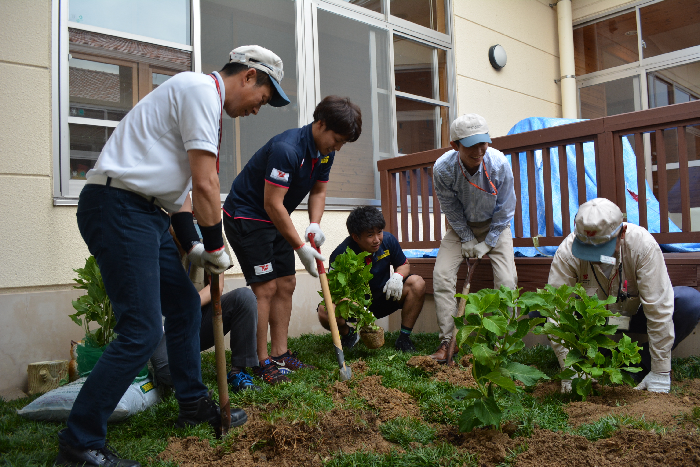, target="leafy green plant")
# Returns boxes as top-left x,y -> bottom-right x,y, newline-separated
531,284 -> 642,400
69,256 -> 115,348
452,286 -> 549,432
320,247 -> 377,330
